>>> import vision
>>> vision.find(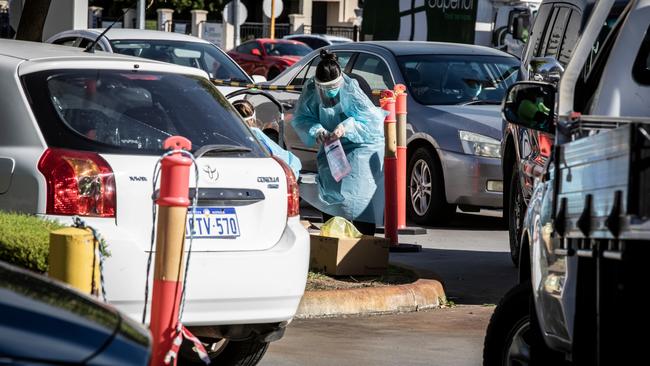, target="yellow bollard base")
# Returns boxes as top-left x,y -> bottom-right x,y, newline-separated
49,227 -> 100,295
